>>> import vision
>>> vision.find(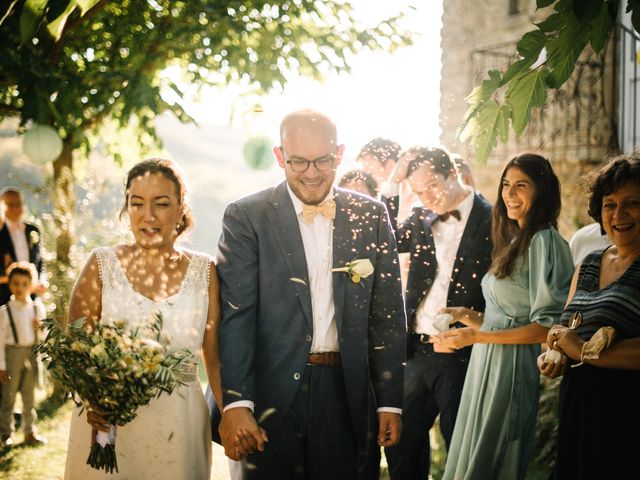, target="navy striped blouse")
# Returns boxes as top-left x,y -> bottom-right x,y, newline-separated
560,248 -> 640,341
